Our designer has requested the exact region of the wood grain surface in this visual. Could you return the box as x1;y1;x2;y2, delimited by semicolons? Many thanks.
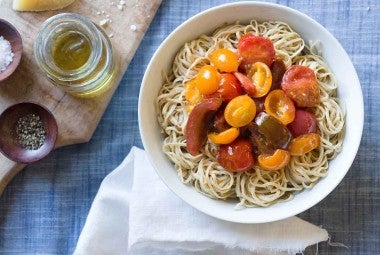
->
0;0;161;194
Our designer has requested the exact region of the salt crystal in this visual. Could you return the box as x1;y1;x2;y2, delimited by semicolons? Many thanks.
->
99;18;110;27
109;33;114;38
130;24;137;31
117;4;124;11
96;11;101;15
0;36;14;73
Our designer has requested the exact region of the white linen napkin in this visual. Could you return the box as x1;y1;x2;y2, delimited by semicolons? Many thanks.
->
74;146;328;255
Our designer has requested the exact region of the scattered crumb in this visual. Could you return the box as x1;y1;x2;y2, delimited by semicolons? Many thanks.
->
102;11;105;14
130;24;137;31
106;14;110;18
99;18;110;27
109;33;114;38
96;11;101;15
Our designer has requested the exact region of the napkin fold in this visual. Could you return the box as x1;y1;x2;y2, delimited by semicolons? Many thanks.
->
74;147;328;255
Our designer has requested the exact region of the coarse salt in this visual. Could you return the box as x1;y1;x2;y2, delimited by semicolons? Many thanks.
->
0;36;14;73
130;24;137;31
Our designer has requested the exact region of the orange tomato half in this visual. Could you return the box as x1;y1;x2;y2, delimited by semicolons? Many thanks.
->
248;62;272;98
224;95;256;127
289;133;320;156
258;149;290;171
210;48;239;73
208;127;240;145
195;65;221;95
264;89;295;125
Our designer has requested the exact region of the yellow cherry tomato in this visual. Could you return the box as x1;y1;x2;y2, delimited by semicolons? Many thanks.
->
258;149;290;171
195;65;221;95
289;133;321;156
224;95;256;127
208;127;240;145
184;79;203;112
248;62;272;98
264;89;296;125
210;48;239;73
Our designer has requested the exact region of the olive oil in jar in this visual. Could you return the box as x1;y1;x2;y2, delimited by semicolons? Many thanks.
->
34;13;116;98
52;31;91;71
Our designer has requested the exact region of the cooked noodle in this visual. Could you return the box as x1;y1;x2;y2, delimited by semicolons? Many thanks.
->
156;20;345;207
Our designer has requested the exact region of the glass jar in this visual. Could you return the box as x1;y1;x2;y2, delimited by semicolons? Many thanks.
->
34;13;116;97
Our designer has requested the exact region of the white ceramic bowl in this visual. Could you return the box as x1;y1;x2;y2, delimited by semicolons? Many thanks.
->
138;2;363;223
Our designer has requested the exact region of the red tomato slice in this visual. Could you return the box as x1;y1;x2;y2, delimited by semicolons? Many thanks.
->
281;65;320;107
233;72;256;97
216;139;255;172
237;34;275;72
217;73;243;102
185;97;223;156
287;109;317;137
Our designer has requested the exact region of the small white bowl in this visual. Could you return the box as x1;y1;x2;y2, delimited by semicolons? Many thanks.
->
138;2;363;223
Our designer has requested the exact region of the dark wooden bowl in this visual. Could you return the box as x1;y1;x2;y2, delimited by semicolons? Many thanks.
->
0;102;58;164
0;19;23;82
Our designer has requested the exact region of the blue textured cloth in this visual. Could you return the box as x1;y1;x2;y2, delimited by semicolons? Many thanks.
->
0;0;379;254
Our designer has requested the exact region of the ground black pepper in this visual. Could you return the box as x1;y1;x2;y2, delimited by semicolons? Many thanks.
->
15;113;46;150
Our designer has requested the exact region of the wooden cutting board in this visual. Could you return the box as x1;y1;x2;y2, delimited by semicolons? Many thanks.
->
0;0;161;194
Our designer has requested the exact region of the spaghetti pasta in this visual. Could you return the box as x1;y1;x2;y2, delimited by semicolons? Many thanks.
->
156;20;345;207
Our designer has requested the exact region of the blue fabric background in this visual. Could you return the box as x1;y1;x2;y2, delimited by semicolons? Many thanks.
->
0;0;378;254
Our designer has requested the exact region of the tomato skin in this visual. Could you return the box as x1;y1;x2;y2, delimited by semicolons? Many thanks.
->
258;149;290;171
185;97;223;156
237;34;275;72
217;73;243;102
281;65;320;107
210;48;239;73
195;65;221;95
264;89;295;125
233;72;256;97
224;95;256;128
217;139;255;172
287;109;317;137
247;62;272;98
212;108;231;132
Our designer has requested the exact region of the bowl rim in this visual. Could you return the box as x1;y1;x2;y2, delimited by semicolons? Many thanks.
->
138;1;364;223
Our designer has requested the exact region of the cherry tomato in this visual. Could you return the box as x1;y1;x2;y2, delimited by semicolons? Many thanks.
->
281;65;320;107
258;149;290;171
287;109;317;137
245;122;275;155
237;34;275;72
233;72;256;97
247;62;272;98
208;127;240;145
217;73;243;102
264;89;295;125
210;48;239;73
195;65;221;95
255;112;293;150
224;95;256;128
185;97;223;156
270;58;286;91
289;133;320;156
184;79;203;112
216;139;255;172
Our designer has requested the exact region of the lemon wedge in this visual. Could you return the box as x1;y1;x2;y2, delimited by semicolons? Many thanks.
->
13;0;76;11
